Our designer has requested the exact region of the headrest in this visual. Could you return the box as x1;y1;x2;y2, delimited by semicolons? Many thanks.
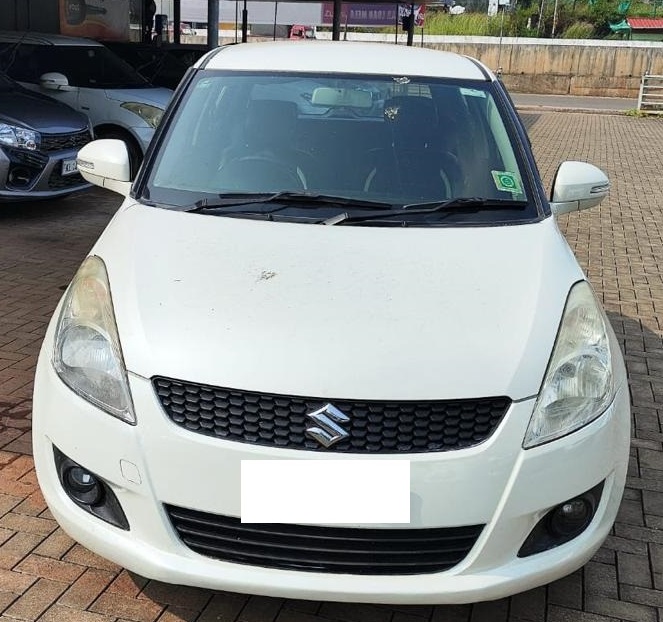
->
245;99;298;148
383;96;438;148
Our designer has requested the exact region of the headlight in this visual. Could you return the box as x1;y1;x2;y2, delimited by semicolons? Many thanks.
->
524;280;616;449
120;102;164;129
0;123;40;151
52;256;135;424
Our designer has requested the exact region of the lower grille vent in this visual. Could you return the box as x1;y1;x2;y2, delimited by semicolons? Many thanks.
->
165;504;484;575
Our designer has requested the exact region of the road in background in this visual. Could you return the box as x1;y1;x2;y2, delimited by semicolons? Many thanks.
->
513;93;636;112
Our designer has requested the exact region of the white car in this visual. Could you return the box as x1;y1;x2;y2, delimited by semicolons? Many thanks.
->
0;32;172;175
32;41;630;604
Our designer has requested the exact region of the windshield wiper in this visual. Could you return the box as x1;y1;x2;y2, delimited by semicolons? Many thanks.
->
183;191;395;214
322;197;529;225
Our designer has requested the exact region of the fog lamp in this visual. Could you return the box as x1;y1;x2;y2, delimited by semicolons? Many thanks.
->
518;481;604;557
64;466;103;506
549;498;592;537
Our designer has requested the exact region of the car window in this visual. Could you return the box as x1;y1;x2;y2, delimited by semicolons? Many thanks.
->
0;43;149;89
145;71;536;226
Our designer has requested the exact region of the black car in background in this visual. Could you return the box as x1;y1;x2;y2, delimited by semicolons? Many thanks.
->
0;72;91;201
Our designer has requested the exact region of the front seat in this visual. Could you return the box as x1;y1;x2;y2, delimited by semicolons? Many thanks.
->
218;99;312;191
363;96;462;202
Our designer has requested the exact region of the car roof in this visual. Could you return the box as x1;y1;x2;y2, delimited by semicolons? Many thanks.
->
198;41;492;82
0;31;103;47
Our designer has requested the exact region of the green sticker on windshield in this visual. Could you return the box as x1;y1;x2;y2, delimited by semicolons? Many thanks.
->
492;171;522;193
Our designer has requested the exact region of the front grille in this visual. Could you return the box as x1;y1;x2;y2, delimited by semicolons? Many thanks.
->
41;130;91;153
48;168;86;190
153;377;510;453
165;505;484;575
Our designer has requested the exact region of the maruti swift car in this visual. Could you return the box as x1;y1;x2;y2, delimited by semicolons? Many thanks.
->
32;41;630;604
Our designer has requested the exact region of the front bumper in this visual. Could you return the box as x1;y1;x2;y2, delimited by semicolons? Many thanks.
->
0;145;91;201
32;348;630;604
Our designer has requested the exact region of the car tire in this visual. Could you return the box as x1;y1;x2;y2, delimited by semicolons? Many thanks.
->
96;130;143;179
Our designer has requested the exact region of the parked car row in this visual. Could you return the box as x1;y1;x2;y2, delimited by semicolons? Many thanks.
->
0;31;173;202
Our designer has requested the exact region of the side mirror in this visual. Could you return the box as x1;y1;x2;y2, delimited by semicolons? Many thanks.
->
549;161;610;216
77;139;132;196
39;72;74;91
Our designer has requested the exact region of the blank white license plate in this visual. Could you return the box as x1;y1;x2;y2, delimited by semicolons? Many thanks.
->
61;158;78;176
241;459;410;524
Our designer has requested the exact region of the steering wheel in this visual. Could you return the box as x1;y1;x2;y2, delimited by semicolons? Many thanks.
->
217;155;306;191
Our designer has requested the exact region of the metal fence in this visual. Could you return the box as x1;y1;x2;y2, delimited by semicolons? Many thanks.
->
638;74;663;114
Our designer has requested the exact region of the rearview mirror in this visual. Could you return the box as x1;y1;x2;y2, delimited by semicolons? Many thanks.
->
311;87;372;109
549;161;609;216
77;139;132;196
39;72;74;91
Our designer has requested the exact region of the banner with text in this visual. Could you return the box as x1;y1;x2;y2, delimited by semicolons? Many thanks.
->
321;3;425;27
60;0;131;41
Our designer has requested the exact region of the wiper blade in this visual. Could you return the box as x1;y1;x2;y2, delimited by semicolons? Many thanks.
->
184;192;394;214
323;197;529;225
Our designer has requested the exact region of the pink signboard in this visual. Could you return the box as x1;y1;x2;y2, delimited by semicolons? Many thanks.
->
322;3;426;26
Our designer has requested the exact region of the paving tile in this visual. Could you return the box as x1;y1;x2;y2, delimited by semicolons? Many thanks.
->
38;605;115;622
197;592;250;622
318;602;393;622
33;529;75;560
274;610;337;622
430;605;472;622
0;533;47;571
89;592;164;622
469;599;509;622
155;606;201;622
547;571;583;609
14;554;85;584
2;577;67;620
105;570;149;598
62;545;121;573
547;605;620;622
585;594;657;622
236;596;285;622
0;568;37;595
139;581;211;610
585;561;619;597
617;550;653;587
0;514;56;539
279;600;320;615
508;587;546;621
57;568;116;610
0;591;19;616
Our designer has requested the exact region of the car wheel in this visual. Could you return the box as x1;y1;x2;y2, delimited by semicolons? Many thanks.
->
96;130;143;179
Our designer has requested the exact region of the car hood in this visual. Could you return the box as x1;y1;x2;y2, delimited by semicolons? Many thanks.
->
0;88;88;133
104;87;172;109
93;203;585;401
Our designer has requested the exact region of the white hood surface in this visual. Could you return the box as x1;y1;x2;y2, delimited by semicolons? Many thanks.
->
95;203;584;402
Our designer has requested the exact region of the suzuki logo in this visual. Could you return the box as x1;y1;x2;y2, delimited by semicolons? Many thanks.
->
305;403;350;448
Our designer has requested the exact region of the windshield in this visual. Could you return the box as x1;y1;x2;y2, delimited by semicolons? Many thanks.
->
145;71;537;225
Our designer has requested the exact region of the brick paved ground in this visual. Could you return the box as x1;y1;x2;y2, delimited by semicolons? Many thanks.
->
1;111;663;621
